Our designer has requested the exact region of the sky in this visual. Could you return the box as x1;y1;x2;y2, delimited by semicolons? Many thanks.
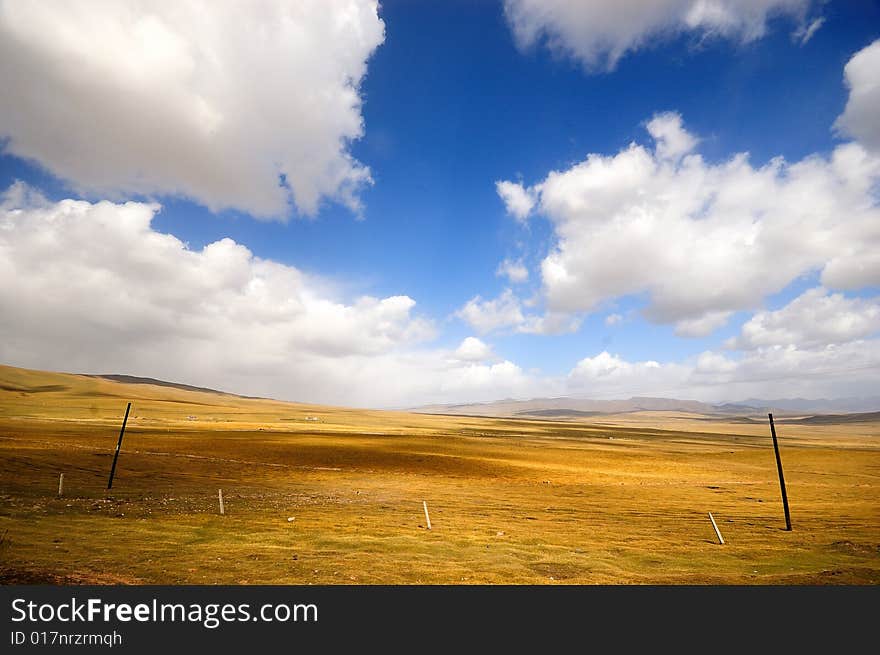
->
1;0;879;408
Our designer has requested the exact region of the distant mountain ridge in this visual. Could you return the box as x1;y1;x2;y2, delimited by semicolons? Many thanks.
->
412;395;880;418
87;374;234;396
735;397;880;414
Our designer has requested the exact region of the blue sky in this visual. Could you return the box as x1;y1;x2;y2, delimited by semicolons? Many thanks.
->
1;1;879;407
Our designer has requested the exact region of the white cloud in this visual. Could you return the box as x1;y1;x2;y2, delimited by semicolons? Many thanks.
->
570;351;658;378
674;311;733;337
518;312;583;335
0;184;565;408
835;39;880;155
430;360;544;404
496;180;538;221
0;0;384;218
499;113;880;336
453;337;496;363
3;185;878;406
502;0;812;70
605;313;623;326
792;16;824;44
566;285;880;399
296;351;547;408
822;250;880;291
728;287;880;350
567;351;691;397
688;285;880;397
694;350;739;375
496;258;530;284
0;183;433;361
566;341;880;402
690;341;880;397
455;289;580;336
455;289;526;334
422;337;880;404
646;112;698;161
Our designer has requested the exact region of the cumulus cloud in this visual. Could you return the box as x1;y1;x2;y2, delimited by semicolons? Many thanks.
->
429;360;543;403
0;0;384;218
674;311;733;337
835;39;880;155
455;289;526;334
605;313;623;326
446;336;880;403
496;180;538;221
0;183;564;408
567;351;692;397
453;337;496;363
498;112;880;336
685;285;880;397
3;185;877;405
496;258;530;284
563;286;880;399
691;341;880;396
571;351;657;378
519;312;583;335
694;350;739;375
566;341;880;401
728;287;880;350
453;292;880;402
455;289;580;335
502;0;813;70
646;112;699;161
0;182;433;361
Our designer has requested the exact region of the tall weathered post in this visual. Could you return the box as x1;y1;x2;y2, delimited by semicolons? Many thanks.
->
107;402;131;490
768;413;792;531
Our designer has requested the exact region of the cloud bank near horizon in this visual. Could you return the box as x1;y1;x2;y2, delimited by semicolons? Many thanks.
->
3;183;878;407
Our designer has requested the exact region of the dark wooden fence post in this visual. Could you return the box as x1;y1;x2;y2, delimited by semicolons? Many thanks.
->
107;402;131;490
768;413;792;531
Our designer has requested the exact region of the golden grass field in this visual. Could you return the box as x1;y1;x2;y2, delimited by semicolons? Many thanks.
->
1;363;878;584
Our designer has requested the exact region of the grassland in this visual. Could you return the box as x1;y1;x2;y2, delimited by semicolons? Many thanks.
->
1;364;878;584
